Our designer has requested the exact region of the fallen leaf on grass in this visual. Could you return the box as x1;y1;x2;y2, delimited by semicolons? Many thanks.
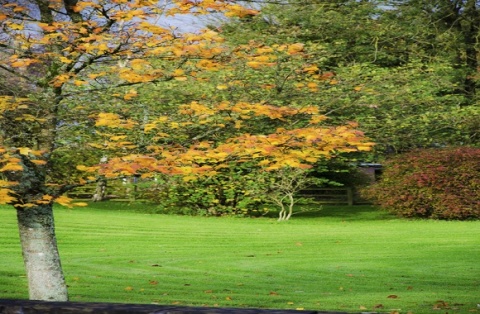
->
149;280;158;285
269;291;279;296
433;300;450;310
387;295;399;299
124;286;134;291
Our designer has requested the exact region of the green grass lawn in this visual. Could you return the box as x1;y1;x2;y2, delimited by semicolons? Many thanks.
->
1;203;479;313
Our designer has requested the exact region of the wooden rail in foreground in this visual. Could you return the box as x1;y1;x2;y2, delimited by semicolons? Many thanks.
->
0;299;348;314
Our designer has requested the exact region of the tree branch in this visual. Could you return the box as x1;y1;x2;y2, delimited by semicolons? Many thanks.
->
0;64;39;85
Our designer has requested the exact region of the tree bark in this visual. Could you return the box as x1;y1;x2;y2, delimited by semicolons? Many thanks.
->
16;204;68;301
92;178;107;202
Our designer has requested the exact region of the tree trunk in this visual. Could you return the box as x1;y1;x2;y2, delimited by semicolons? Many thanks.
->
285;194;294;221
16;204;68;301
92;178;107;202
461;0;479;106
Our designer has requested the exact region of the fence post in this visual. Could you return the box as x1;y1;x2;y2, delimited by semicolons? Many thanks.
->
346;188;353;206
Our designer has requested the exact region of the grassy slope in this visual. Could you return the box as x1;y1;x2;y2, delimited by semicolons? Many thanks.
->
0;204;479;313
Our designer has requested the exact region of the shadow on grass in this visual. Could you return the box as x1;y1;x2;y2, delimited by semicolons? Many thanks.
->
65;201;159;213
289;204;396;221
74;201;396;222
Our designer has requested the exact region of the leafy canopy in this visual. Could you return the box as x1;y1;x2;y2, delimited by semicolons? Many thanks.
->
0;0;373;209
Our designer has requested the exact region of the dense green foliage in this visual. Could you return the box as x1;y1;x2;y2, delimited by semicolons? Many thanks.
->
139;163;269;216
218;0;480;153
363;147;480;219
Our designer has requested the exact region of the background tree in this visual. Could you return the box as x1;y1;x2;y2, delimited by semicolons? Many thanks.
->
218;0;479;154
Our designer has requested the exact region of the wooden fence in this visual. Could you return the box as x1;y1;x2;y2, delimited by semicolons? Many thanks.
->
297;187;354;206
68;183;357;205
67;181;140;201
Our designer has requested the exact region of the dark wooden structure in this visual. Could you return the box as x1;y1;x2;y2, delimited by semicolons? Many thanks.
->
0;300;349;314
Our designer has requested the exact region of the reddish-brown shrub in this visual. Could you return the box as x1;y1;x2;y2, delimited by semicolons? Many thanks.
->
362;147;480;220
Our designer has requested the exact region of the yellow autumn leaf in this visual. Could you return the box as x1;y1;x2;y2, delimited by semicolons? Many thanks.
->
303;65;319;73
31;160;47;166
143;123;156;133
0;163;23;172
0;189;17;204
287;43;304;54
76;165;94;172
16;200;38;208
95;112;121;127
357;143;375;151
74;80;88;86
0;180;16;187
110;135;127;141
124;89;138;100
309;115;328;124
51;74;71;87
174;76;187;81
88;72;106;79
18;147;31;155
172;69;185;76
37;22;57;32
11;59;36;67
54;195;74;208
183;175;197;182
246;61;262;69
73;1;94;12
59;57;73;64
72;202;88;207
36;194;54;204
130;59;150;70
8;23;24;30
258;159;271;166
96;43;109;52
216;84;228;90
